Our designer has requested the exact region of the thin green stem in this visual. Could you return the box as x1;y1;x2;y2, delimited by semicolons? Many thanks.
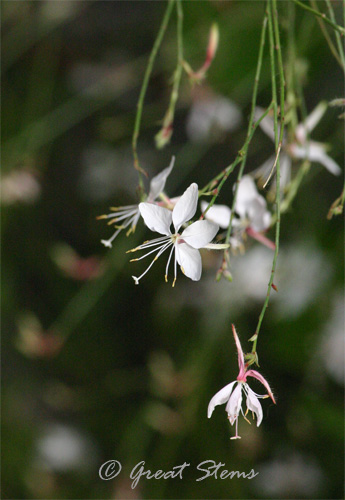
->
310;0;343;67
252;0;285;354
225;12;269;245
131;0;175;192
292;0;345;35
200;104;273;216
325;0;345;71
155;0;184;148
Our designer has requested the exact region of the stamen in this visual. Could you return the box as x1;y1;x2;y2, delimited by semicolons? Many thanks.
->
130;241;172;284
129;240;171;262
165;245;175;282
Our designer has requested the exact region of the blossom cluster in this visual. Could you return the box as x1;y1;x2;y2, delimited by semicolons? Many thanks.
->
98;157;277;286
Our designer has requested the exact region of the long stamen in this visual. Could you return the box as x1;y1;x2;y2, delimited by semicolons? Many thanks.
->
130;240;172;262
127;236;171;254
165;245;175;282
107;209;139;225
132;242;172;285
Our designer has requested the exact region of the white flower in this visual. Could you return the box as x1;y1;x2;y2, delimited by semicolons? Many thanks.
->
208;325;276;439
254;102;341;188
186;93;242;143
128;183;220;285
98;157;175;248
201;176;274;250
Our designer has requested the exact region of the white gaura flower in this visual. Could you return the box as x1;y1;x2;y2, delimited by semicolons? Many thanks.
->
254;102;341;189
208;325;276;439
201;175;274;251
128;183;222;286
98;157;175;248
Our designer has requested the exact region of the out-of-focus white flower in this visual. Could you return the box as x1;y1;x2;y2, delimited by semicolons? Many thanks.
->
201;176;274;250
36;424;97;472
98;157;174;248
255;102;341;188
319;294;344;385
255;453;324;497
186;94;242;143
1;168;41;205
208;325;276;439
129;183;221;285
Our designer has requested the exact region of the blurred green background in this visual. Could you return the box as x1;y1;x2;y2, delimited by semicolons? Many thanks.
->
2;1;344;499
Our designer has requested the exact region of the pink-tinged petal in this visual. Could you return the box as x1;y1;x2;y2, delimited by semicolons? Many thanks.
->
207;381;236;418
232;324;246;379
246;369;276;404
139;203;172;236
175;242;202;281
201;201;231;229
172;183;198;232
181;220;219;249
246;227;275;250
148;156;175;201
225;383;242;424
235;176;259;218
245;385;263;426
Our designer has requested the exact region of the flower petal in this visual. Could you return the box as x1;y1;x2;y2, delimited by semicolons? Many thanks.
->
175;242;202;281
255;107;276;142
201;201;231;229
291;142;341;176
148;156;175;201
172;183;198;232
247;196;271;232
245;385;263;426
232;324;245;379
295;101;327;143
225;383;242;424
235;175;259;218
139;203;172;236
246;369;276;403
181;220;219;249
207;381;236;418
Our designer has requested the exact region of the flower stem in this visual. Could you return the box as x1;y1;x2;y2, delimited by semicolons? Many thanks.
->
252;0;285;354
292;0;345;35
155;0;184;149
132;0;175;192
325;0;345;72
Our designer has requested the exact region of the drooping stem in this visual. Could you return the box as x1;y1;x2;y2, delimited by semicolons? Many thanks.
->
225;11;269;246
325;0;345;72
199;12;269;226
292;0;345;35
310;0;343;68
252;0;285;354
155;0;184;148
132;0;175;192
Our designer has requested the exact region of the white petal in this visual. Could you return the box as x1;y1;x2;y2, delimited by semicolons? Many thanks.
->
175;242;202;281
247;197;271;232
207;381;236;418
148;156;175;201
296;101;327;143
172;183;198;232
201;201;231;229
225;383;242;425
235;175;259;218
292;143;341;175
139;203;172;236
255;107;275;142
245;385;263;426
180;220;219;249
